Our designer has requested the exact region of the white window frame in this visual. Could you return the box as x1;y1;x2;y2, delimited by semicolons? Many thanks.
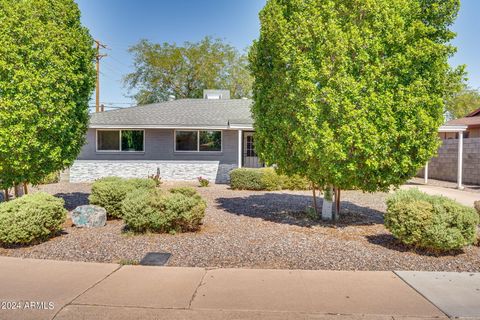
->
174;129;223;153
96;129;145;153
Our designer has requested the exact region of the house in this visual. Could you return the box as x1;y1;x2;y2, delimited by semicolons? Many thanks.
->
69;90;261;183
440;107;480;139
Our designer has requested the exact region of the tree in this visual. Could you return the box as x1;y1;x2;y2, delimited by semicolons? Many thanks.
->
249;0;461;219
125;37;253;104
0;0;96;192
445;85;480;120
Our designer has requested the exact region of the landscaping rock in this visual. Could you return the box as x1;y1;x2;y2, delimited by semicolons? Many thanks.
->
71;205;106;228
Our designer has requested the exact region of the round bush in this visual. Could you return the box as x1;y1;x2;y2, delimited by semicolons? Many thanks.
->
385;189;479;251
0;192;67;245
229;167;310;191
88;177;157;218
122;188;206;233
230;168;265;190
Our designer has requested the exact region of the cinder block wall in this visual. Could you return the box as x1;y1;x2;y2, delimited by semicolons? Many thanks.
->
418;138;480;185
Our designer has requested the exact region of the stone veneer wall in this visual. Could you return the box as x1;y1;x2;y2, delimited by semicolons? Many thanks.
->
69;160;237;184
418;138;480;185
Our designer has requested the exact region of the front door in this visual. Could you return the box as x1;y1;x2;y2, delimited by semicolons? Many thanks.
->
243;132;262;168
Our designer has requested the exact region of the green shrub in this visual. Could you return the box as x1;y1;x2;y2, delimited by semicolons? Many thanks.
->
169;187;197;197
230;168;310;191
37;171;60;185
122;188;206;233
0;192;67;245
474;200;480;217
282;174;311;190
385;189;479;251
230;168;265;190
197;176;210;187
88;177;157;218
261;167;283;191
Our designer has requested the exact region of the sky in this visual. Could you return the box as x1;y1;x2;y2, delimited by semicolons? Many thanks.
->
75;0;480;109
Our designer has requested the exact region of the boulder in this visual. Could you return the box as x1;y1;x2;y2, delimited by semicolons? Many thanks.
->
71;205;106;228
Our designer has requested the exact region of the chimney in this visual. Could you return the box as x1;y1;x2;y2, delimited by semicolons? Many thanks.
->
203;89;230;100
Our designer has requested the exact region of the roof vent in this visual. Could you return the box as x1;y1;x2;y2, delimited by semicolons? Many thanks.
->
203;89;230;100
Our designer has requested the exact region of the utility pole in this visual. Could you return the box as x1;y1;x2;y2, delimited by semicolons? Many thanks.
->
95;40;107;113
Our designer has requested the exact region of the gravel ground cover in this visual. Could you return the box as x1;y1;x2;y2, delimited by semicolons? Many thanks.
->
0;182;479;271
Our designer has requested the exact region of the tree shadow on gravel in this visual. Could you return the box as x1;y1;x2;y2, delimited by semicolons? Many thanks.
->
54;192;89;211
366;234;465;257
216;193;383;228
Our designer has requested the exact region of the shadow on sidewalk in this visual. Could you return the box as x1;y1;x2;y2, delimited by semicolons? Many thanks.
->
216;193;383;228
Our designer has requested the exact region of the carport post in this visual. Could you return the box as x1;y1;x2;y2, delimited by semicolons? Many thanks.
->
238;130;242;168
457;131;463;189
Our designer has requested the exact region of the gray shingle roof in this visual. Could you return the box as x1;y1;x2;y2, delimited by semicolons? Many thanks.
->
89;99;253;128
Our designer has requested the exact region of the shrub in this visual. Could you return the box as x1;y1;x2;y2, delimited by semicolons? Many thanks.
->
474;200;480;217
230;168;266;190
122;188;206;233
261;167;283;191
37;171;60;185
197;176;210;187
169;187;197;197
385;189;479;251
230;168;310;191
0;192;67;245
89;177;157;218
282;174;311;190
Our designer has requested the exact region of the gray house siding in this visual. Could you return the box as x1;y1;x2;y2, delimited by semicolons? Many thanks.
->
70;129;239;183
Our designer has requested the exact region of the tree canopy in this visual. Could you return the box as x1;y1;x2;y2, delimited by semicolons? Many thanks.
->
445;85;480;120
249;0;461;194
0;0;96;189
125;37;253;104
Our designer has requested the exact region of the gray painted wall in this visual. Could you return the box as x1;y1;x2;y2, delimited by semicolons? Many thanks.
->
418;138;480;185
71;128;240;183
78;128;239;165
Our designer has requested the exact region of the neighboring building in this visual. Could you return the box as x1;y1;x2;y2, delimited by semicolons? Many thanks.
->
70;90;261;183
440;107;480;139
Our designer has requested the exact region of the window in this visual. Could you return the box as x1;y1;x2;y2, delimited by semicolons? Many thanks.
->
176;131;198;151
199;131;221;151
97;130;120;151
97;130;144;152
246;135;256;157
121;130;144;151
175;130;222;152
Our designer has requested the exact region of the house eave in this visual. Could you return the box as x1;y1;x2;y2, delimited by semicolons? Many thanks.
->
89;124;254;130
438;125;468;132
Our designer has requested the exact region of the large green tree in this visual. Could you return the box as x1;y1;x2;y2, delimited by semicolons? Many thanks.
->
125;37;253;104
0;0;96;190
445;85;480;120
250;0;461;217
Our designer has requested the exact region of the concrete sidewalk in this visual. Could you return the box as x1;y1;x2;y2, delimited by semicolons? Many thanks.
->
401;184;480;207
0;256;477;320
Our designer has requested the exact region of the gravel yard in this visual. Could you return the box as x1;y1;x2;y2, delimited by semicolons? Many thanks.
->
0;182;479;271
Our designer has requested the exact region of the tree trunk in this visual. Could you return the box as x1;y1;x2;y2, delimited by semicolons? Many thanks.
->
312;184;318;216
334;188;341;221
4;189;9;201
14;184;18;198
23;182;28;195
321;186;334;220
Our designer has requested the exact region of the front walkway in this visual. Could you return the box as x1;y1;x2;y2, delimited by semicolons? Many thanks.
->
401;182;480;207
1;257;479;320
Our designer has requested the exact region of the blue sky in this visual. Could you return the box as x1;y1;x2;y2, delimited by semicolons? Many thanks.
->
75;0;480;108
